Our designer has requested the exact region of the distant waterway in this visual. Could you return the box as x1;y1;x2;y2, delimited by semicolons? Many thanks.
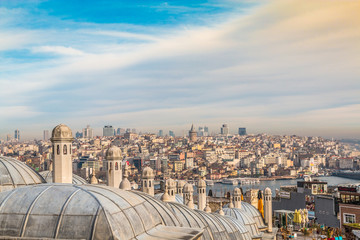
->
204;176;360;197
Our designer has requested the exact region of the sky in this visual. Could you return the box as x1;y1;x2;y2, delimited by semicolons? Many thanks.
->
0;0;359;140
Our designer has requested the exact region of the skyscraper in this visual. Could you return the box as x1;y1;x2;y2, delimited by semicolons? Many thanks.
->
14;129;20;141
117;128;125;135
103;125;114;137
221;124;229;135
82;125;94;139
43;130;50;141
159;130;163;137
238;127;247;136
169;130;175;137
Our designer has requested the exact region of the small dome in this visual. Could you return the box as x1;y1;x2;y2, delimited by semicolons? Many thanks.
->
0;184;202;240
166;178;176;188
265;187;272;195
39;170;87;184
197;179;206;188
177;180;186;188
120;178;131;190
0;156;46;192
161;190;172;202
106;146;122;159
183;183;194;193
155;193;184;204
142;166;154;179
51;124;73;140
241;202;267;230
234;188;241;195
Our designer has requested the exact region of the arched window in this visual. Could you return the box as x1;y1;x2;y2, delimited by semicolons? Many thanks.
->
110;162;113;170
115;162;118;170
63;145;67;155
149;181;151;187
171;190;174;196
70;144;72;154
57;145;60;155
144;181;147;187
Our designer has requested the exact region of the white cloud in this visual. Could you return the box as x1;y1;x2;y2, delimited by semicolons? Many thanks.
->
32;46;85;56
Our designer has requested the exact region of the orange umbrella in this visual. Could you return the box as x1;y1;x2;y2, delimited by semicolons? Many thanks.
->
258;190;264;218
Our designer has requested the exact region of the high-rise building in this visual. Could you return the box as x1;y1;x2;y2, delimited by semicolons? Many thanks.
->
43;130;50;141
6;134;11;141
82;125;93;139
159;130;163;137
131;128;136;134
14;129;20;141
116;128;125;135
103;125;114;137
221;124;229;135
204;126;209;136
238;127;247;136
198;127;204;137
169;130;175;137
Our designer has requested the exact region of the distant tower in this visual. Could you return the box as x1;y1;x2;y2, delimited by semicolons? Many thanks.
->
189;124;197;142
183;183;194;209
142;167;154;196
233;188;242;209
197;178;206;211
43;130;50;141
14;129;20;141
105;146;122;188
51;124;74;183
221;124;229;135
264;187;273;232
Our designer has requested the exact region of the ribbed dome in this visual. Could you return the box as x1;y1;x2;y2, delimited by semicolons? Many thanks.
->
51;123;73;140
241;202;267;230
155;193;184;204
0;184;202;240
39;170;88;184
0;156;46;192
221;207;262;238
106;146;121;159
265;187;272;195
197;179;206;188
184;183;194;193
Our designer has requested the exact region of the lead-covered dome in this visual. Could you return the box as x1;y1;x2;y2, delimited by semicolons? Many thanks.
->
51;123;73;141
39;170;88;184
241;202;267;230
0;184;203;240
0;156;46;192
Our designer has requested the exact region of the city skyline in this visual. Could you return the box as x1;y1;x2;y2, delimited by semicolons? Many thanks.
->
1;0;359;139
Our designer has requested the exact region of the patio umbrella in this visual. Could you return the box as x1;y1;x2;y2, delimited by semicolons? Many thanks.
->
293;209;302;224
258;190;264;218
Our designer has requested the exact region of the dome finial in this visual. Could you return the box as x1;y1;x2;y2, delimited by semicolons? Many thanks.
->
219;202;224;215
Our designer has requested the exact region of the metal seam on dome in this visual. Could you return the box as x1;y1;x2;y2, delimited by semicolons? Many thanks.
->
90;205;101;240
133;192;180;227
80;185;138;238
169;203;192;228
72;185;115;240
0;157;16;187
4;158;29;186
54;188;81;238
20;185;53;237
0;187;19;210
8;158;39;184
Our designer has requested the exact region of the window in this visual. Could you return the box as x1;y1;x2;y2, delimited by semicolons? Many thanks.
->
115;162;118;170
149;181;151;187
57;145;60;155
344;214;356;224
70;144;72;154
63;145;67;155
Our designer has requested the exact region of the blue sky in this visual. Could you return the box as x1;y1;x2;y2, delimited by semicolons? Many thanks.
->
0;0;359;139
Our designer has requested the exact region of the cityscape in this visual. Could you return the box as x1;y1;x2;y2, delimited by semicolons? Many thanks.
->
1;0;359;240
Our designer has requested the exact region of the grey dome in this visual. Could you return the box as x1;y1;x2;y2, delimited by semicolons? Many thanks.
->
221;207;262;238
0;156;46;192
39;170;88;184
0;184;202;240
241;202;267;230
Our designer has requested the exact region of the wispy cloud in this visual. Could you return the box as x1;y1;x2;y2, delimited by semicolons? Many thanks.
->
0;0;359;139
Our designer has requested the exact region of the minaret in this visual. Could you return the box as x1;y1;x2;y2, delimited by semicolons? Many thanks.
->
233;188;242;208
142;166;154;196
197;178;206;211
264;187;273;233
120;164;131;190
229;195;234;208
183;183;194;209
105;146;122;188
51;124;74;183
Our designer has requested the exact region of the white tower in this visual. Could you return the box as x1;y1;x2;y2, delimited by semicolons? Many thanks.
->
183;183;194;209
233;188;242;209
264;187;273;232
177;180;186;198
197;178;206;211
51;124;74;183
105;146;122;188
142;167;154;196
